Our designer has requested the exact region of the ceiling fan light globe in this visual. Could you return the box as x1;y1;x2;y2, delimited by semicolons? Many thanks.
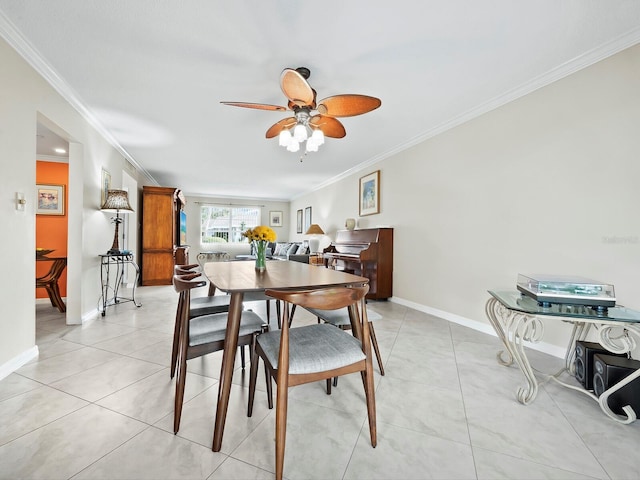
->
278;129;292;146
286;139;300;152
306;140;319;152
311;129;325;145
293;124;308;142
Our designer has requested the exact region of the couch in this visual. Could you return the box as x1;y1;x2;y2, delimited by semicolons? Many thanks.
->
235;241;311;264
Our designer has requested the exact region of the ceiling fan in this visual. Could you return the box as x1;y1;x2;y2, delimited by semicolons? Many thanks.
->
221;67;381;153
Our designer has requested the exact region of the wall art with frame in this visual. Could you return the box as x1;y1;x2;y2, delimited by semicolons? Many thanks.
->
296;209;303;234
359;170;380;216
101;168;111;207
36;184;65;215
269;210;283;227
304;206;312;232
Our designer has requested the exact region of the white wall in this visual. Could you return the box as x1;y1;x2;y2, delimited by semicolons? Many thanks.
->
184;194;290;259
291;44;640;355
0;37;148;376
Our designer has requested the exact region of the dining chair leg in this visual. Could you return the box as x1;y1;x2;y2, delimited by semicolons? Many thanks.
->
363;362;377;447
170;295;184;379
174;337;189;433
240;345;246;370
326;378;332;395
275;379;288;480
247;333;259;417
369;323;385;376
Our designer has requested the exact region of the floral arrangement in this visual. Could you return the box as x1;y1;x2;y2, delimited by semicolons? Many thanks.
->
242;225;277;243
242;225;276;272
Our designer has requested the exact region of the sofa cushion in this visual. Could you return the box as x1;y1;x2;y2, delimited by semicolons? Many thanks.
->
274;242;290;256
286;243;300;256
295;244;309;255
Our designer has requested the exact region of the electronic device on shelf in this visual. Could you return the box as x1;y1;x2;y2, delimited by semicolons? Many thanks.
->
517;274;616;310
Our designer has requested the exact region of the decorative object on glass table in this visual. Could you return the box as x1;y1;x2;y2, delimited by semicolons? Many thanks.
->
516;274;616;309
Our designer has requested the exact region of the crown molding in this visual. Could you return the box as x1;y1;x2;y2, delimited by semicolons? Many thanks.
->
0;11;157;184
294;27;640;200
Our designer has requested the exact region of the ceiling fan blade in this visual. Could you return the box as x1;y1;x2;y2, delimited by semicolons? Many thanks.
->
309;115;346;138
280;68;314;107
265;117;297;138
221;101;287;112
316;94;381;117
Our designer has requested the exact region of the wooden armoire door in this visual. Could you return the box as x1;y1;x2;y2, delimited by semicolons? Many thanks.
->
141;186;179;285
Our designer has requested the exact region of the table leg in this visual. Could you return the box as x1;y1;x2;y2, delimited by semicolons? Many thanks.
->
485;297;544;405
212;291;243;452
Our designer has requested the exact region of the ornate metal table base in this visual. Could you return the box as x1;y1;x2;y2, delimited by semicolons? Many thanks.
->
486;295;640;424
99;253;142;316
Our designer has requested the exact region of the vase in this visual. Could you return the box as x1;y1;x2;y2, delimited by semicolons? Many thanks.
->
345;218;356;230
254;240;267;272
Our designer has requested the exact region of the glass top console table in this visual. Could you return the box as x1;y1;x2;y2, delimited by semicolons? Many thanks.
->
486;290;640;424
99;253;142;316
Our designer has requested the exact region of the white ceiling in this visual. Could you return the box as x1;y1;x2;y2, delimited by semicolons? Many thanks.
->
2;1;640;200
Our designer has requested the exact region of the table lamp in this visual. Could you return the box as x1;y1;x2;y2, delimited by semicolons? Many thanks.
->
101;189;133;254
305;223;325;253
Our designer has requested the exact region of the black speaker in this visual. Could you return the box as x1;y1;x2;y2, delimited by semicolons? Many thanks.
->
574;341;624;390
593;354;640;415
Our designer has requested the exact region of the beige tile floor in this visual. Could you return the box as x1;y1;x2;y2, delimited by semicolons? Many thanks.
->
1;285;639;480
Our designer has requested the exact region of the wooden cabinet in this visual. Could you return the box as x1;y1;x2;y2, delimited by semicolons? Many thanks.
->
141;186;186;285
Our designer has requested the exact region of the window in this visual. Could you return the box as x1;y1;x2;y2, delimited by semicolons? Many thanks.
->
200;205;261;245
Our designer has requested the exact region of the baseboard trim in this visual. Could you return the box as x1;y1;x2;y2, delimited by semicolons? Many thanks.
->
0;346;39;381
390;296;566;359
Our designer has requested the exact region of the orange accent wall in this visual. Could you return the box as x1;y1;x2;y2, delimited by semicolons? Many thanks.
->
36;161;68;298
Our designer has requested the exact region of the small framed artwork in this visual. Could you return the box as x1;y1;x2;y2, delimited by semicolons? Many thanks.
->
296;209;303;234
359;170;380;216
269;210;283;227
304;206;312;232
36;184;65;215
101;168;111;207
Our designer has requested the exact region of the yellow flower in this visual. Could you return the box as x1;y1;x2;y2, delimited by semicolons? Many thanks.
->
242;225;276;243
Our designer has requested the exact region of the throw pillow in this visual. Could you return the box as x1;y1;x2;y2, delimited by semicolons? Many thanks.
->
286;243;299;256
274;243;288;256
296;244;308;255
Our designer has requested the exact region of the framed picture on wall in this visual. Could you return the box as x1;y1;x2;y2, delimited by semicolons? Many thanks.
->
269;210;283;227
36;184;65;215
304;206;312;232
296;209;303;233
359;170;380;216
101;168;111;207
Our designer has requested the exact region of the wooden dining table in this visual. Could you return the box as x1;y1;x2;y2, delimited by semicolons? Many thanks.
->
203;259;369;452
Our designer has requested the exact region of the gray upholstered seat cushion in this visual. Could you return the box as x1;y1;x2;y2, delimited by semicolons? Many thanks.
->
242;291;272;303
189;295;231;317
257;324;365;374
304;307;382;326
189;310;264;347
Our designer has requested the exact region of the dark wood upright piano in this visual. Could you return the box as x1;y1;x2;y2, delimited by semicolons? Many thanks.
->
323;227;393;300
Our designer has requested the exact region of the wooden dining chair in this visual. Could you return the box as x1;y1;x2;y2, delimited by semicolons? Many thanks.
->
172;274;266;433
36;257;67;313
170;265;232;378
247;285;377;480
303;306;385;392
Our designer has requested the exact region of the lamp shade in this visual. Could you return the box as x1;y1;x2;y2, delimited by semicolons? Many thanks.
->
101;190;133;212
305;224;324;235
